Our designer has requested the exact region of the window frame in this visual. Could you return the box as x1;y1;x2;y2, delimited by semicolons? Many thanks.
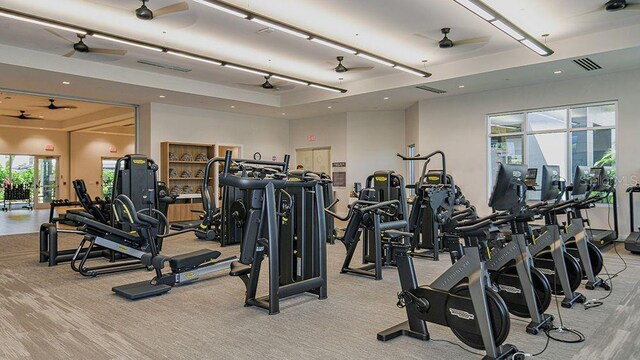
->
486;101;618;202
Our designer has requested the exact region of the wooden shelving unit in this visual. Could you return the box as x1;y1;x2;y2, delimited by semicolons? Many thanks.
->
160;142;242;222
161;142;215;222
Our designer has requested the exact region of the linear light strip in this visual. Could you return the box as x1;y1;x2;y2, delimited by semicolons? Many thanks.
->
191;0;248;18
0;7;346;93
193;0;431;78
0;10;86;34
93;34;163;52
453;0;553;56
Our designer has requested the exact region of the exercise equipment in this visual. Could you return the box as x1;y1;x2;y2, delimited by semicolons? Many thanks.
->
215;151;327;315
624;184;640;253
570;166;619;248
450;163;554;334
2;183;32;211
378;156;521;359
110;195;236;300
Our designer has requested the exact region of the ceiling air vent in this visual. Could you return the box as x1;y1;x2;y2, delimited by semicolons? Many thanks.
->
573;58;602;71
137;59;192;73
416;85;446;94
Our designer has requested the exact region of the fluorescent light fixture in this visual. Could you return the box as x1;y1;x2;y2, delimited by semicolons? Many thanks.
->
554;70;562;74
224;64;269;76
271;75;309;85
356;53;394;67
167;51;222;65
383;97;389;100
491;20;524;41
0;11;86;34
93;34;162;52
459;85;465;88
281;113;286;115
62;81;70;85
310;84;342;93
159;95;166;98
310;38;357;54
454;0;494;21
394;65;427;77
191;0;248;18
521;39;549;56
327;106;332;109
251;18;309;39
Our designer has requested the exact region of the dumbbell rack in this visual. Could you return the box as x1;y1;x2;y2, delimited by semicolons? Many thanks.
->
2;184;33;211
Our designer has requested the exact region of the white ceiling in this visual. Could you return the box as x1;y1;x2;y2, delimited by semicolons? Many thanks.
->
0;0;639;117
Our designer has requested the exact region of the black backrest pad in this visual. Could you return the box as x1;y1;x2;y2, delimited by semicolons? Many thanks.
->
73;179;108;223
240;209;261;264
343;210;363;243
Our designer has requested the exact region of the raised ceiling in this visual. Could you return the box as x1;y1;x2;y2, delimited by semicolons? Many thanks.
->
0;0;639;116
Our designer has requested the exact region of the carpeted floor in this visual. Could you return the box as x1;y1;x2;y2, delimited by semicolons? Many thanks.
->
0;231;638;360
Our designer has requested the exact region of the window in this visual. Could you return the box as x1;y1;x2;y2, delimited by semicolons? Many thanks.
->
101;158;117;199
488;103;616;201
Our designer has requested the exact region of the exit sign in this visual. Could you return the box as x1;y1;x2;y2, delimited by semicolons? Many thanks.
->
308;135;316;141
44;144;54;151
109;146;117;153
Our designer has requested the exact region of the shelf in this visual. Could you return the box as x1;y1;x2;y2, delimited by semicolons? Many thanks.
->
169;178;207;180
177;194;201;199
169;161;209;164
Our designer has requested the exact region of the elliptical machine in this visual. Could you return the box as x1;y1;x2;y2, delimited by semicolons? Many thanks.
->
378;153;518;360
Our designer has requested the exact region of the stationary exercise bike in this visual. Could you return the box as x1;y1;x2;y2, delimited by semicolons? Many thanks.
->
378;153;518;360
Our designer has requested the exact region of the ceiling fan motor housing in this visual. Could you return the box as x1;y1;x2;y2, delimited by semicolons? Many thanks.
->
605;0;627;11
136;1;154;20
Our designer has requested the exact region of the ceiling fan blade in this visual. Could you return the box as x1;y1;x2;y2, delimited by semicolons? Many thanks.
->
239;83;263;87
454;36;490;46
51;105;79;110
90;48;128;56
273;85;296;91
45;28;74;43
412;33;439;43
63;50;76;57
347;66;375;72
153;2;189;17
1;114;21;118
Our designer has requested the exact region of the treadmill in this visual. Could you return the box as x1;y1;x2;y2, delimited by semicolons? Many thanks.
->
624;185;640;253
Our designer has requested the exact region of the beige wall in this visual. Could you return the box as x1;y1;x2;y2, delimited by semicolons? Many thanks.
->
0;127;70;199
148;103;290;165
289;111;406;214
418;68;640;237
69;132;135;199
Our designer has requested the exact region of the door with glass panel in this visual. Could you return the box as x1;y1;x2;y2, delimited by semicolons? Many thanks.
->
35;156;58;209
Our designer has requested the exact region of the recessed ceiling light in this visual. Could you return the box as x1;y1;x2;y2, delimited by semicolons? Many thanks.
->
38;116;44;118
159;95;166;98
231;105;235;108
459;85;465;88
327;106;332;109
281;113;286;115
554;70;562;74
39;128;44;130
62;81;70;85
383;97;389;100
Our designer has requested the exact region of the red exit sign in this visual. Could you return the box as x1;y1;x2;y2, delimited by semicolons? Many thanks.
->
308;135;316;141
44;144;54;151
109;146;117;153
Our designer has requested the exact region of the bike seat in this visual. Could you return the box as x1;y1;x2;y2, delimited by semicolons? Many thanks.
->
169;249;221;271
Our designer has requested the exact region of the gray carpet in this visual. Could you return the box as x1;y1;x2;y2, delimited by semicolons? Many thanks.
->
0;231;638;360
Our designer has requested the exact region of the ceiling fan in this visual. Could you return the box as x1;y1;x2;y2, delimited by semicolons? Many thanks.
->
241;76;295;91
414;28;490;49
45;30;127;58
135;0;189;20
1;111;40;120
576;0;640;16
35;99;78;111
331;56;374;73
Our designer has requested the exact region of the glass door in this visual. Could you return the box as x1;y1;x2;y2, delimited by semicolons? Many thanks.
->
35;156;58;208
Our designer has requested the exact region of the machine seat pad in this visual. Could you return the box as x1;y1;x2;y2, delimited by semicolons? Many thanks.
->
379;220;408;231
229;261;252;277
169;249;221;271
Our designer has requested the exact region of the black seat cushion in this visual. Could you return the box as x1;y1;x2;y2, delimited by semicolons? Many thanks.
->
169;249;221;271
229;261;251;277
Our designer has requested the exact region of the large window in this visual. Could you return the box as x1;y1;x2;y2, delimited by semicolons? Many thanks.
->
488;103;616;200
101;158;118;199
